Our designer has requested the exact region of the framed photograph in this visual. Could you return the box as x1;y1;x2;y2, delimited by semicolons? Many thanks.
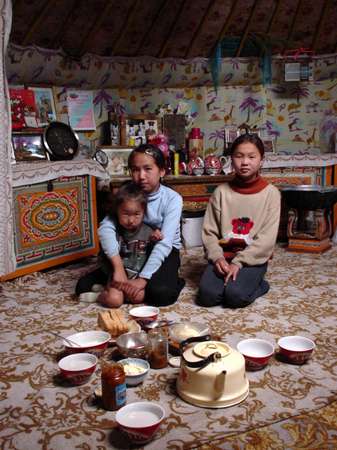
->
12;133;48;162
100;147;133;176
29;87;57;126
262;138;275;153
125;115;159;146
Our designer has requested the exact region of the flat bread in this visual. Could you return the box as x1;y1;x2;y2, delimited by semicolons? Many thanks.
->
97;309;129;337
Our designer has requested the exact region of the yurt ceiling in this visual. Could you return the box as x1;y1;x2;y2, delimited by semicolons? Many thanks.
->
10;0;337;59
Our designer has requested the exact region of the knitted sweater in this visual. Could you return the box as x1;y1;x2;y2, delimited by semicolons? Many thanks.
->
202;177;281;268
98;184;183;279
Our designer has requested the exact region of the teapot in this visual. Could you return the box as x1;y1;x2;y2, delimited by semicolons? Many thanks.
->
187;156;204;176
177;335;249;408
204;154;228;175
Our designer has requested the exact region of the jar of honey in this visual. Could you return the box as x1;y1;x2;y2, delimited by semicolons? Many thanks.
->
148;329;168;369
101;361;126;411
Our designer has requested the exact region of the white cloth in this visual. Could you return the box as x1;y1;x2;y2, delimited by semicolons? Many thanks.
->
12;159;109;187
0;0;15;276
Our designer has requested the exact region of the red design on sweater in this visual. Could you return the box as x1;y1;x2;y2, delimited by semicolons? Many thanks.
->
220;217;254;261
231;217;254;235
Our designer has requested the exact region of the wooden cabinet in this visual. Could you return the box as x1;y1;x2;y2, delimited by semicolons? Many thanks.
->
2;175;99;280
109;174;232;212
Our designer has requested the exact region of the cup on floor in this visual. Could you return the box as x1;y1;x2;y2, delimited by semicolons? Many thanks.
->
237;338;274;370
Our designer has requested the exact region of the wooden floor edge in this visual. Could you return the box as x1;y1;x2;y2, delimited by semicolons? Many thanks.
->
0;247;99;281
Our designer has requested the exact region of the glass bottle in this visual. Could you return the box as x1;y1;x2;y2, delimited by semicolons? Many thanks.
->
101;361;126;411
148;329;168;369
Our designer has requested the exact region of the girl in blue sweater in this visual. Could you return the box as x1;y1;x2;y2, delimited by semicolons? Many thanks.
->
76;144;184;307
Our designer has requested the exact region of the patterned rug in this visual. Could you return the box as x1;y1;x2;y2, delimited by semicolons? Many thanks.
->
0;245;337;449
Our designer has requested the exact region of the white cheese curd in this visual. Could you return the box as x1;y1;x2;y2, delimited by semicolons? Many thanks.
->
123;363;146;376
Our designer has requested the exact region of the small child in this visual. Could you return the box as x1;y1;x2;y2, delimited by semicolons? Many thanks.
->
97;181;161;308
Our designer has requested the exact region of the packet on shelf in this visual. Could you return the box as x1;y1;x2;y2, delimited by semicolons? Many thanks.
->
98;309;129;337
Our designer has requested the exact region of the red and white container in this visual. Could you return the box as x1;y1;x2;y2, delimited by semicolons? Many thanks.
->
188;128;204;160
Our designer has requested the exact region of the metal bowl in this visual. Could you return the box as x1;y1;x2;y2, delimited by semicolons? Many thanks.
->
116;331;149;359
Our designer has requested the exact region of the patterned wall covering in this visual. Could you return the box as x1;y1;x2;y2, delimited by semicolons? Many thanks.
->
6;45;337;156
6;45;337;89
65;79;336;156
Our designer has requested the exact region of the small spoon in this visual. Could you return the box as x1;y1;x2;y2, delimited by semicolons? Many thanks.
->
145;319;175;330
47;330;81;347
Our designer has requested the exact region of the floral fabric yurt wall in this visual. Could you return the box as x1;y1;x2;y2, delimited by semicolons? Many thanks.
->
7;45;337;156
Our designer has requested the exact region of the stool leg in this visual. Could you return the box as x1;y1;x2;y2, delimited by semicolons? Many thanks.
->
314;209;331;240
287;208;297;238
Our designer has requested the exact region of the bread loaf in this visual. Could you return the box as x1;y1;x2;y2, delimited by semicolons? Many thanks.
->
97;309;129;337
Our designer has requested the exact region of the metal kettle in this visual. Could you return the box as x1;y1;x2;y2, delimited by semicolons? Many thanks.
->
177;335;249;408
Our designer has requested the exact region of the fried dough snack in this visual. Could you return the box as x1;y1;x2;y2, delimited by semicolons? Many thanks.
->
98;309;129;337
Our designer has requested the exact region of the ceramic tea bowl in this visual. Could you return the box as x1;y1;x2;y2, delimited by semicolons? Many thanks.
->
277;335;315;364
116;402;165;444
58;353;97;385
237;338;274;370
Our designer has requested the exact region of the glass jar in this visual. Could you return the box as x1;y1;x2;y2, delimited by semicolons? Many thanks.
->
148;329;168;369
101;361;126;411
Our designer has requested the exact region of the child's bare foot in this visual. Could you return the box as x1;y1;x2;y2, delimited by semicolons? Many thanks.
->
111;280;145;304
97;288;123;308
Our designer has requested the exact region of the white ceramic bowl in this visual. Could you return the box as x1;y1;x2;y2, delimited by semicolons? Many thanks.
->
78;292;100;303
116;402;165;444
58;352;97;385
169;322;209;344
237;338;274;370
63;330;111;356
278;335;315;364
119;358;150;386
129;306;159;328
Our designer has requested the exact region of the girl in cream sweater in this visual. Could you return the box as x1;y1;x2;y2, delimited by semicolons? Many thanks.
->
198;134;281;308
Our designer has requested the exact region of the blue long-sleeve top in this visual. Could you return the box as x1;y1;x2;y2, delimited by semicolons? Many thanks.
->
98;184;183;279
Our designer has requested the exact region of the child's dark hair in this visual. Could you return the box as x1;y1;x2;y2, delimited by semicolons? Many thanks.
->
128;143;166;170
230;133;265;158
113;181;147;215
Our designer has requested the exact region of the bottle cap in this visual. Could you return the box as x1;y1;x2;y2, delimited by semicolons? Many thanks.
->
190;128;201;138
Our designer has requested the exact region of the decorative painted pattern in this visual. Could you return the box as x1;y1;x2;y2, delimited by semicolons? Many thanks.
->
18;189;80;247
13;176;95;268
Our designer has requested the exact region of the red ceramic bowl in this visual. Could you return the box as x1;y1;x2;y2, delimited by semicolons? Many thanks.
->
116;402;165;444
129;306;159;328
58;353;97;385
277;335;315;364
237;338;274;370
63;330;111;356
